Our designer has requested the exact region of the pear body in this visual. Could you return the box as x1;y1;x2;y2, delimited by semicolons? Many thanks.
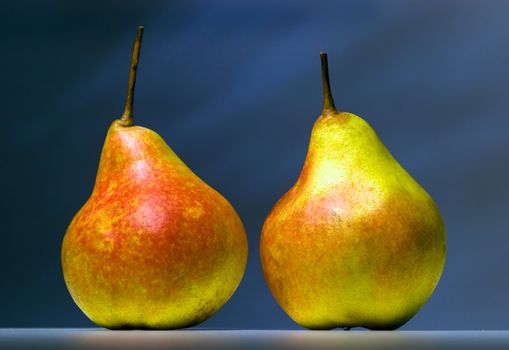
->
62;121;248;329
260;111;445;330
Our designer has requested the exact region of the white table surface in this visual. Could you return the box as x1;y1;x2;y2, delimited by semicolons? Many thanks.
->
1;329;508;350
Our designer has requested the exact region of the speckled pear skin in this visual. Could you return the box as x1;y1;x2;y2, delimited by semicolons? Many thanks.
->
62;121;248;329
260;53;445;330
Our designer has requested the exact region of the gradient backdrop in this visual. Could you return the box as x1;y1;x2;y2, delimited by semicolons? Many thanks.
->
1;1;508;329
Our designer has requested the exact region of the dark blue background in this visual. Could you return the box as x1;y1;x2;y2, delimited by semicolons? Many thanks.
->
1;1;508;329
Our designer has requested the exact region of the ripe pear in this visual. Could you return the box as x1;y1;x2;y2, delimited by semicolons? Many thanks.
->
61;27;248;329
260;53;446;330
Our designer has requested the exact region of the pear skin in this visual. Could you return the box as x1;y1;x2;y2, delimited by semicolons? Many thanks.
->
260;53;445;330
61;27;248;329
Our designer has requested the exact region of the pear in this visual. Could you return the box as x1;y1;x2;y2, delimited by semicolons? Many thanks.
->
260;53;446;330
61;27;248;329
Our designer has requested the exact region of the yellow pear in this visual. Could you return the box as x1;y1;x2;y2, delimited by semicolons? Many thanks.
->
61;27;248;329
260;53;446;330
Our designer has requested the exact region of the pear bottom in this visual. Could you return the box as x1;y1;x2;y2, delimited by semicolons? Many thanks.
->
261;226;445;331
297;312;415;331
261;225;445;331
64;252;246;330
63;235;247;330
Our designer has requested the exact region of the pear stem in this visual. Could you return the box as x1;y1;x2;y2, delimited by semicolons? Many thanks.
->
119;26;144;126
320;52;337;115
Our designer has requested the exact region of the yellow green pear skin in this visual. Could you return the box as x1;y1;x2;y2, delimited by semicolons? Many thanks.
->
260;53;446;330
